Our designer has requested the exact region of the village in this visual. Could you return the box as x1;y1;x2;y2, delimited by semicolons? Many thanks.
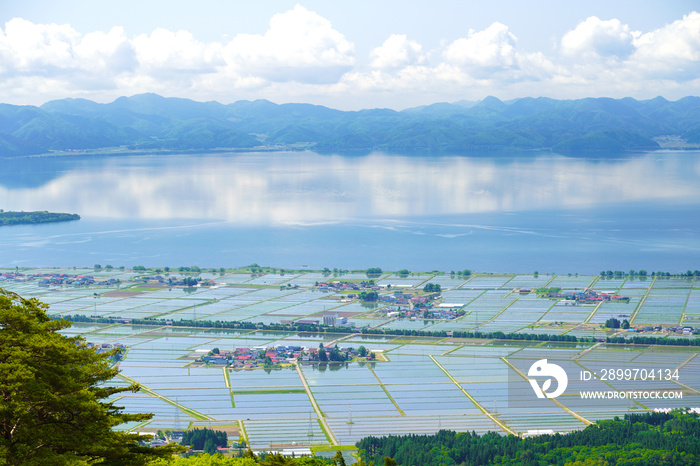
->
196;344;373;369
1;270;103;287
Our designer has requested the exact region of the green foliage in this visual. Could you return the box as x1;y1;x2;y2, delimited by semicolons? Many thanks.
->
0;211;80;226
148;450;340;465
332;451;346;466
605;317;621;329
358;291;378;302
535;287;562;296
365;268;382;277
606;335;700;346
59;313;603;343
182;428;227;452
358;346;368;357
6;94;700;156
0;289;175;465
328;345;347;362
357;411;700;465
183;277;200;287
423;283;441;293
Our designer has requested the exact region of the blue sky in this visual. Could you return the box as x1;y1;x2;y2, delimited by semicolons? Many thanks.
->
1;1;699;109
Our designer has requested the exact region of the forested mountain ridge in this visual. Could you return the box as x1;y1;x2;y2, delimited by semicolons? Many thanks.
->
1;93;699;156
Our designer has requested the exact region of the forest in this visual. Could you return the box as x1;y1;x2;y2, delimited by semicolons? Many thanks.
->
0;210;80;226
356;411;700;465
2;93;700;156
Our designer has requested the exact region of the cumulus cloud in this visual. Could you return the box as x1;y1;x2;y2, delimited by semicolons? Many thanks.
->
0;18;81;74
223;4;355;83
82;30;136;73
561;16;637;60
444;23;518;73
554;12;700;91
0;5;355;101
370;34;426;70
0;7;700;108
132;28;222;75
631;11;700;80
0;19;138;78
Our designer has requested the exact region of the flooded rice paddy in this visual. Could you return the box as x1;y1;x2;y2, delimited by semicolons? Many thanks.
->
2;268;699;449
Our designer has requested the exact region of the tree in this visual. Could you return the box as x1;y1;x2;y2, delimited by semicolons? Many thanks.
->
332;450;347;465
0;289;175;465
183;276;199;287
605;317;621;329
358;291;378;302
423;283;441;293
329;345;345;362
203;438;216;455
319;346;328;362
358;345;368;357
182;427;227;452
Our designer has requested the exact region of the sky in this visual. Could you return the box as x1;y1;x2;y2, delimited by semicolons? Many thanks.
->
0;0;699;110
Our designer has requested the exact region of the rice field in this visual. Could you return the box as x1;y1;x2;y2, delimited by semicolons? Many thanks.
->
6;269;700;448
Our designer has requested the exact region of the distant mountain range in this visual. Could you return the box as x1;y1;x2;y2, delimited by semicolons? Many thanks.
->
1;93;700;156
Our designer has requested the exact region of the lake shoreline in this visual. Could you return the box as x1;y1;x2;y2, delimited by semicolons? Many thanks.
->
0;211;80;226
6;145;699;161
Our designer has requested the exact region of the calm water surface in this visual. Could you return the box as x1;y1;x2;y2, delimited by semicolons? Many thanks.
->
1;150;699;273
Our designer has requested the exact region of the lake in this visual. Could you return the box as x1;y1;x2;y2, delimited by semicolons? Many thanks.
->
1;150;699;273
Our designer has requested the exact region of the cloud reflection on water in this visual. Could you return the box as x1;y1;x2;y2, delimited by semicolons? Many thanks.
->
2;151;698;224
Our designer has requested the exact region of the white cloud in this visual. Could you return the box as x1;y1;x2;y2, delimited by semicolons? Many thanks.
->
75;27;136;74
444;22;518;73
223;4;355;84
0;5;355;101
0;8;700;108
553;12;700;93
370;34;426;70
561;16;637;60
0;18;81;73
132;28;222;75
630;11;700;80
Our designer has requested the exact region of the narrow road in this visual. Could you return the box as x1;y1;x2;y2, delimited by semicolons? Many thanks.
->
294;362;338;445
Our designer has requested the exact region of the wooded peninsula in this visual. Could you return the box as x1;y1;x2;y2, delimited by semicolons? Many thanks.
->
0;210;80;226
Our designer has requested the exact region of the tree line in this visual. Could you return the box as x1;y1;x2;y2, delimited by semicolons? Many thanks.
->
356;411;700;465
64;313;700;346
0;210;80;226
182;428;227;455
59;314;595;343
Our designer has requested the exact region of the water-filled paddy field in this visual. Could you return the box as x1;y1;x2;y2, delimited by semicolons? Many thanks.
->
2;269;699;449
